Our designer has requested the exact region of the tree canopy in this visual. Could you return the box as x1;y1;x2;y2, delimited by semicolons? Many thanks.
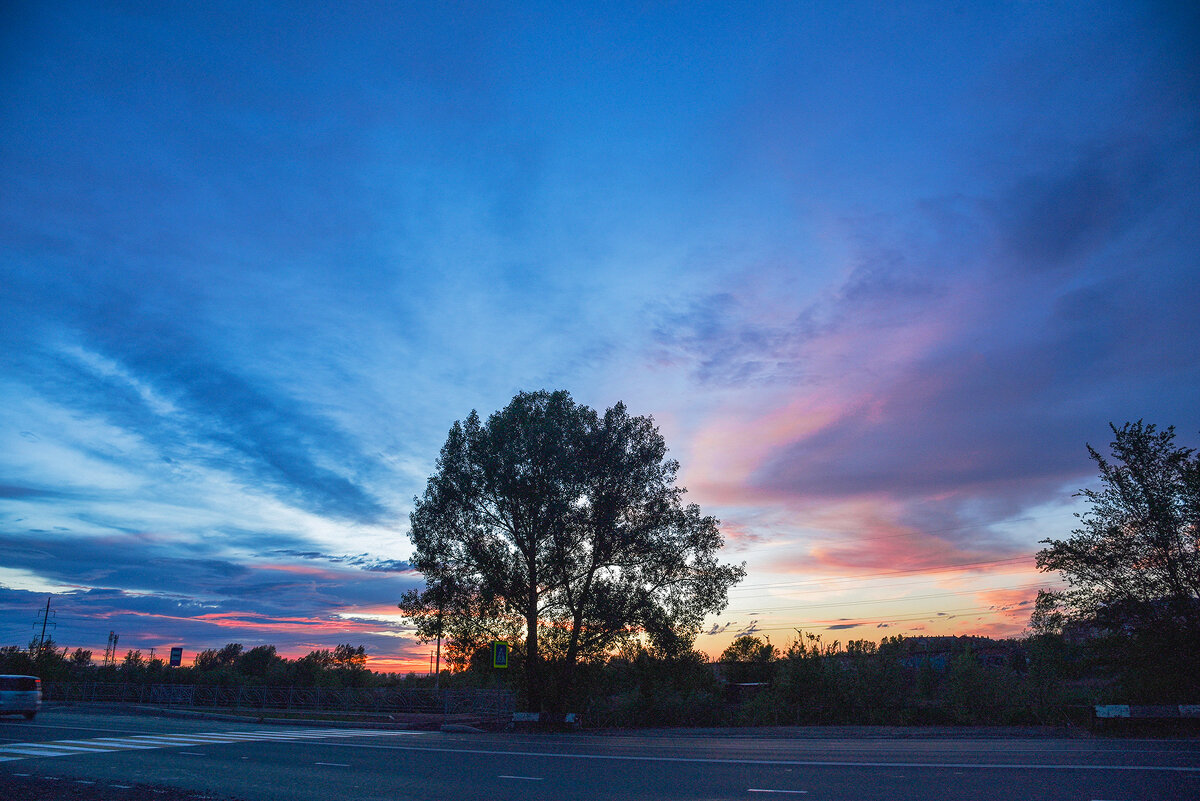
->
1034;421;1200;699
719;635;776;664
399;390;745;711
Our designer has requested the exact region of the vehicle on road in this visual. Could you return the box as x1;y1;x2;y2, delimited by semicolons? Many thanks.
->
0;675;42;720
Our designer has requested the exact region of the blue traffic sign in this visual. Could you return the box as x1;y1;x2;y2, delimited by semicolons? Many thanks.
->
492;641;509;669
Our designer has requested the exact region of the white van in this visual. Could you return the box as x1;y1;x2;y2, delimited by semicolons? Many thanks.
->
0;675;42;720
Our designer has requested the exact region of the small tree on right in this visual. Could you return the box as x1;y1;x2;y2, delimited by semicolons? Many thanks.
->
1034;421;1200;700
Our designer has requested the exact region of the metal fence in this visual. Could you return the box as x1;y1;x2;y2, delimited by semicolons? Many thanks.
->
44;682;514;718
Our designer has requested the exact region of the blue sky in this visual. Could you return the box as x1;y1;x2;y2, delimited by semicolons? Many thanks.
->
2;1;1197;669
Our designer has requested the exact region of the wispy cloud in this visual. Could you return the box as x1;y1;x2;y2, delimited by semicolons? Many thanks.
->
668;142;1198;578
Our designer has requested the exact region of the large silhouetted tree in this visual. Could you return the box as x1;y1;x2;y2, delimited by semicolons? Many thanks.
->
399;390;745;711
1034;421;1200;699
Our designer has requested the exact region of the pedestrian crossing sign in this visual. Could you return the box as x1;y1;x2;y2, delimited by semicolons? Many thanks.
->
492;641;509;669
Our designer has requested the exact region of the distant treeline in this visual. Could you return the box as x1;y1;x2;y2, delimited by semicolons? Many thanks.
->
0;640;384;689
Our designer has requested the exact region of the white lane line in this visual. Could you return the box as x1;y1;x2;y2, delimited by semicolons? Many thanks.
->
314;762;351;767
316;741;1200;773
749;790;808;794
499;775;544;781
178;752;206;756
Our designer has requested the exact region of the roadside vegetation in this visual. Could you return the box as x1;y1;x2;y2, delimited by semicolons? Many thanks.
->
0;628;1141;727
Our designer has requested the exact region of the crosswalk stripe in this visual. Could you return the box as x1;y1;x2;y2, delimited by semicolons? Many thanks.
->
0;726;430;763
13;744;117;753
0;746;88;757
124;736;229;744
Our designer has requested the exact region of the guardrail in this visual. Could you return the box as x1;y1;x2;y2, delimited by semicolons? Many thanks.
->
1091;704;1200;732
1094;704;1200;720
44;682;514;718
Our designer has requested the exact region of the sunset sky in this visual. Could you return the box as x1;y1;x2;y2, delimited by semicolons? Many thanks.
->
2;1;1197;672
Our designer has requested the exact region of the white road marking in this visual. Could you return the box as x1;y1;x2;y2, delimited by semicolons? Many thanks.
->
319;741;1200;773
499;775;544;780
314;762;351;767
0;746;91;757
72;738;161;749
24;744;119;753
0;727;430;763
178;752;206;756
748;790;808;795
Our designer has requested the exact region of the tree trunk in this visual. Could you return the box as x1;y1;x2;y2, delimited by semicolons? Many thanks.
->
560;566;597;711
525;589;541;712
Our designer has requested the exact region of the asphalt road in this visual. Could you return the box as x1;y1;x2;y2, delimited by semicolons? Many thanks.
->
2;708;1198;800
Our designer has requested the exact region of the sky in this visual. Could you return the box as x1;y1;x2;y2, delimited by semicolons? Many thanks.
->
1;1;1197;672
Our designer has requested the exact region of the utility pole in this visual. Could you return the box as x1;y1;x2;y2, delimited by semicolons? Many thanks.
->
102;631;119;667
33;597;54;653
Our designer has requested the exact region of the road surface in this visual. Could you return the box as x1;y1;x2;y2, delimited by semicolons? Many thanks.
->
2;709;1197;800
